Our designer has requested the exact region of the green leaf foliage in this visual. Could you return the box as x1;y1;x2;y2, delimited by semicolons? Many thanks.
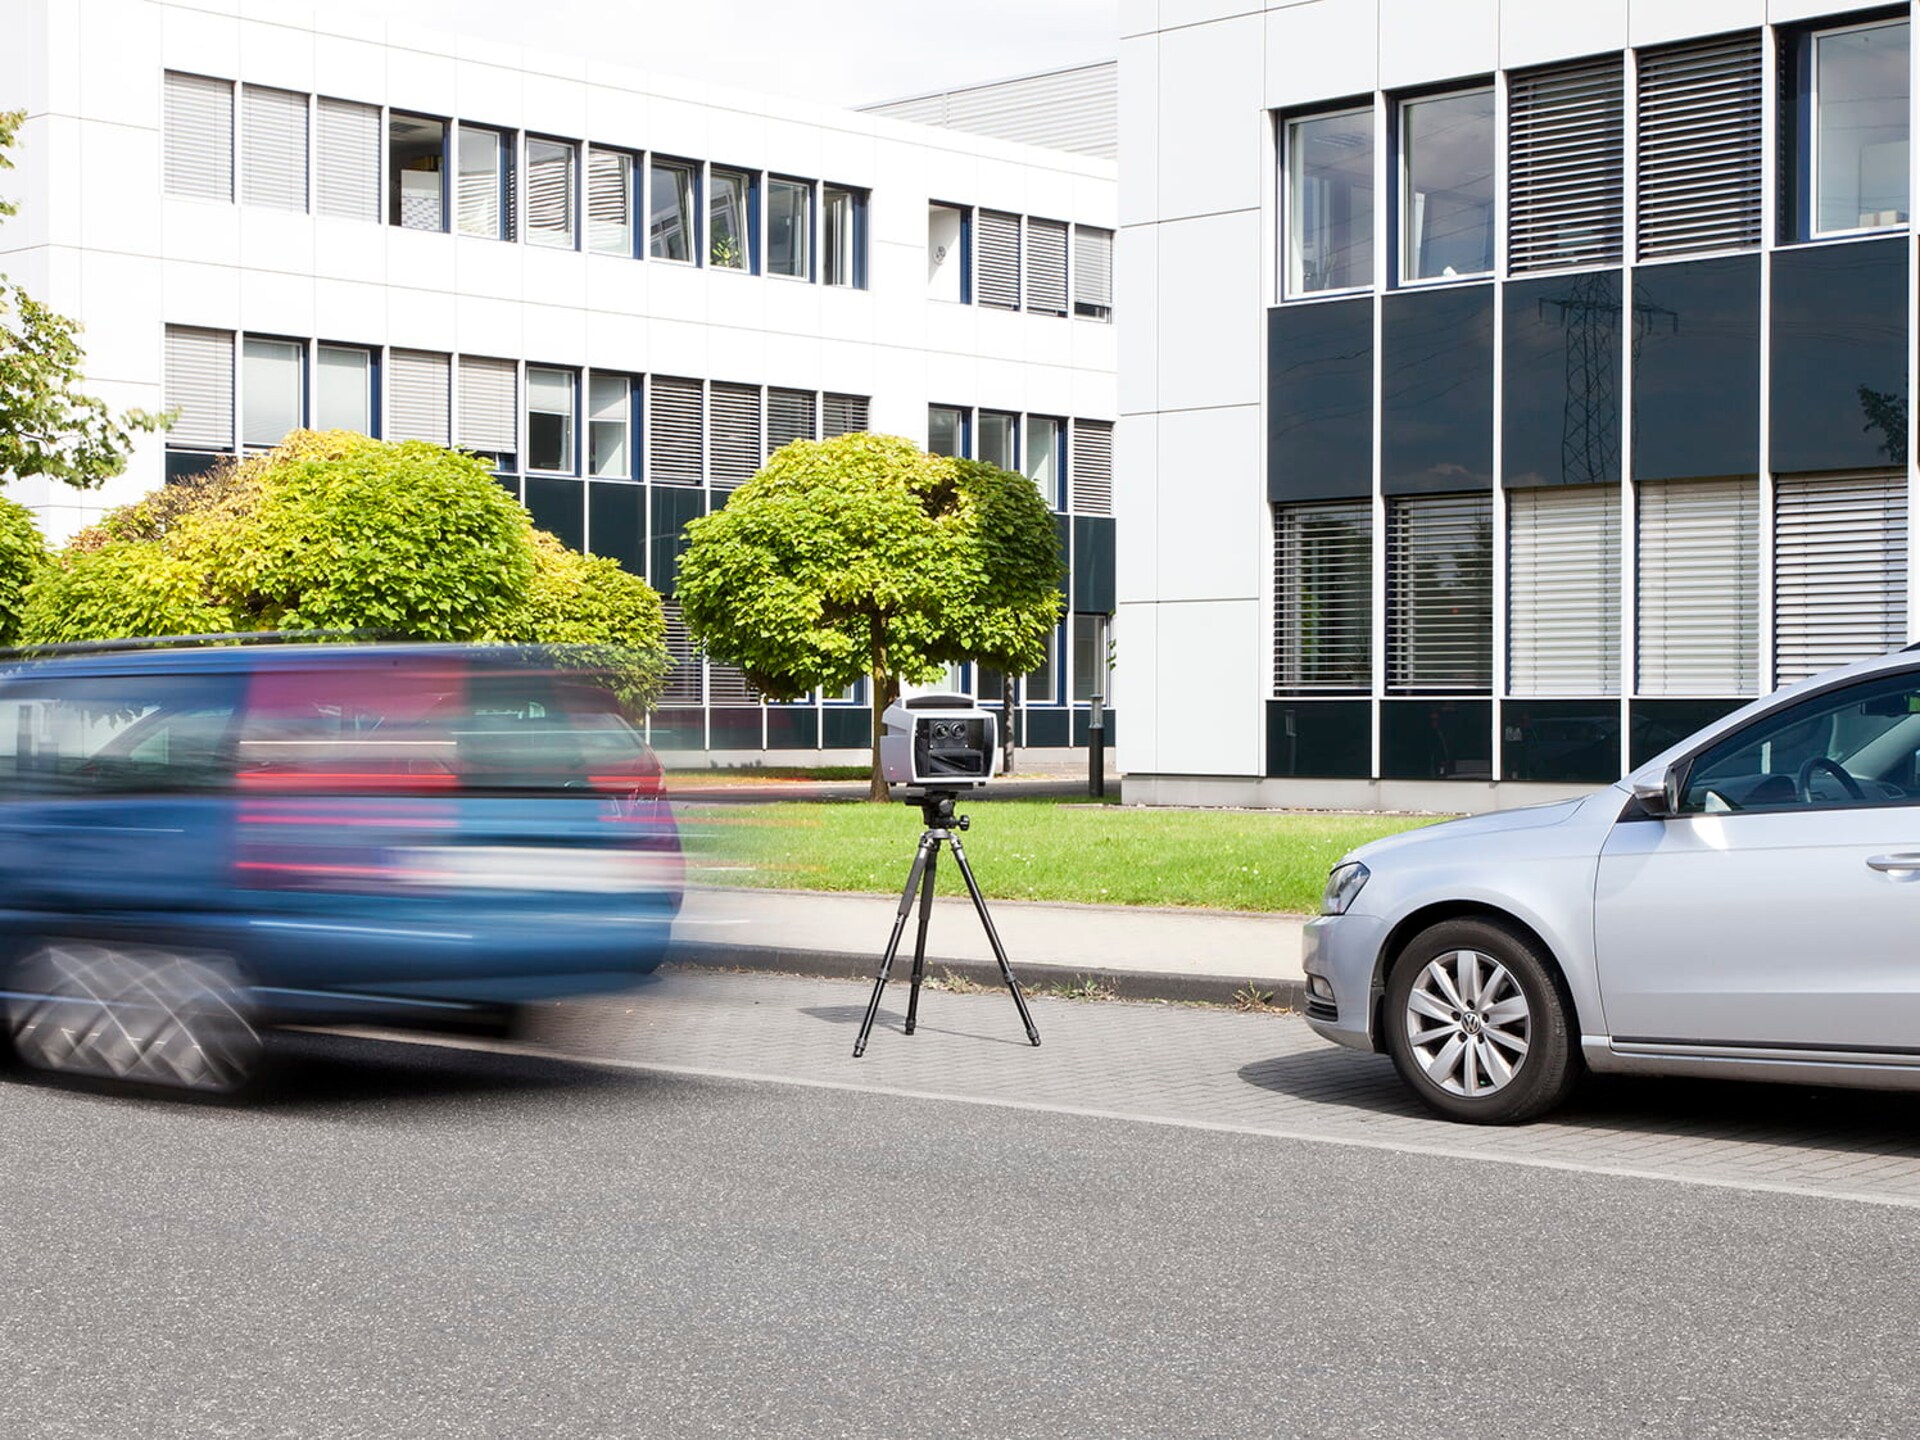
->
0;494;48;644
492;531;672;709
21;541;229;644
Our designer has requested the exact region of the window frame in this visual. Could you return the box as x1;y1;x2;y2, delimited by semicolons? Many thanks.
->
928;404;970;459
706;164;756;273
586;145;640;258
1799;15;1911;242
525;365;579;476
1024;415;1066;510
240;334;306;450
766;174;814;282
1283;101;1376;300
585;371;638;482
314;342;377;437
1395;84;1497;288
524;134;580;251
928;202;972;304
977;410;1020;472
388;111;450;232
822;184;867;288
649;156;701;265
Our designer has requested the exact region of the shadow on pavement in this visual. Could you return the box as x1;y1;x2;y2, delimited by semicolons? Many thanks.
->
800;1003;1037;1048
249;1030;652;1114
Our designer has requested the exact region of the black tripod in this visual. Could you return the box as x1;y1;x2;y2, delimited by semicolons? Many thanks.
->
852;790;1042;1059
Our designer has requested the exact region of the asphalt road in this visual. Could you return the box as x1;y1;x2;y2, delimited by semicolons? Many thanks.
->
4;1010;1920;1439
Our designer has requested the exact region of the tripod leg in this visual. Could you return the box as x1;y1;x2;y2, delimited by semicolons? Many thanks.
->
854;833;935;1058
904;838;940;1035
946;835;1041;1047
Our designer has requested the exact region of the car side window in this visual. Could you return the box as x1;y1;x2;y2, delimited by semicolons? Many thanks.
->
0;672;244;797
1681;671;1920;815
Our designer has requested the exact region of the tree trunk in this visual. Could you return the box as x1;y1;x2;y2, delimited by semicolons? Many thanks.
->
1000;672;1016;775
867;618;890;802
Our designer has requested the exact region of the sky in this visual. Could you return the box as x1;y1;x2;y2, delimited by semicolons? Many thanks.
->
334;0;1119;107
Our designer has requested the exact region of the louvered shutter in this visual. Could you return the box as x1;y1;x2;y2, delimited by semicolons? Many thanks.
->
1025;218;1068;315
649;377;704;486
241;85;308;211
766;388;816;456
1507;486;1621;694
823;393;870;437
316;98;380;221
976;210;1021;310
1070;420;1113;515
1775;473;1908;682
1508;56;1623;273
1636;477;1759;694
387;350;451;445
587;147;632;255
708;663;760;707
1273;501;1372;693
1387;494;1494;694
1636;32;1763;260
457;356;517;454
1073;226;1113;319
526;138;575;248
660;602;701;705
164;72;233;201
708;383;761;490
163;326;234;449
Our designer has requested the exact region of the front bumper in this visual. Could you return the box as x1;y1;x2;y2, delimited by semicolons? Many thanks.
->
1300;911;1388;1052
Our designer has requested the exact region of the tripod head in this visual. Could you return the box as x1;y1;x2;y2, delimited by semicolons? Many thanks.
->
902;788;970;831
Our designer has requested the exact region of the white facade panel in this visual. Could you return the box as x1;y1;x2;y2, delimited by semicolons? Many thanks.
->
1153;600;1265;774
1501;0;1628;72
1266;0;1380;109
1157;14;1266;221
1378;0;1498;91
1156;210;1263;411
1627;0;1767;49
1155;406;1264;602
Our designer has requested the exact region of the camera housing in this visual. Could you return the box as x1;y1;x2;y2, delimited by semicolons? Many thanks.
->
880;693;999;788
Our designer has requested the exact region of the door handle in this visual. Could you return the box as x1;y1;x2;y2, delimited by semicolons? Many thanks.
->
1866;853;1920;873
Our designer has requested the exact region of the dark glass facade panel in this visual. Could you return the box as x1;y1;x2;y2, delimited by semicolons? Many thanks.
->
165;451;226;484
1267;296;1373;501
1381;286;1493;495
1631;255;1760;481
493;473;523;502
587;482;644;575
1381;699;1492;780
648;486;706;594
1070;710;1116;748
767;708;819;749
525;476;585;552
1072;516;1115;612
1503;271;1621;487
1500;700;1621;783
1025;709;1070;747
1770;237;1908;473
648;708;704;751
1628;698;1750;768
821;707;872;749
708;708;762;750
1266;699;1372;778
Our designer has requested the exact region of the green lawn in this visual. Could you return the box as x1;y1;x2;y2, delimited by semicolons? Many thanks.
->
679;796;1447;913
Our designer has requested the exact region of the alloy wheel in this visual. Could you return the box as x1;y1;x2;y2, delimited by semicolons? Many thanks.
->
1403;948;1531;1098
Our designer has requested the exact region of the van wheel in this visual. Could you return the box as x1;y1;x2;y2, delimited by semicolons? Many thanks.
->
6;943;262;1094
1383;919;1577;1125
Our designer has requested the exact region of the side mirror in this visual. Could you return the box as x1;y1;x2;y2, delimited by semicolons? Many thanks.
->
1631;761;1685;818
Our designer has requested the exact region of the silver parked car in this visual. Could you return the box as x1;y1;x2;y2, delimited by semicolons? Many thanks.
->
1304;647;1920;1123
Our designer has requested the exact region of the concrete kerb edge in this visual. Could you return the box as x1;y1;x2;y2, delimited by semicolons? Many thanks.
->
665;940;1307;1010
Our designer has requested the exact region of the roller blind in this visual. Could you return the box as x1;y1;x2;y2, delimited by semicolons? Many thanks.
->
1636;32;1763;260
1025;218;1068;315
526;138;576;248
1507;485;1621;695
163;326;235;449
708;662;760;707
1387;494;1494;694
1508;55;1624;273
1775;473;1908;683
388;349;451;446
708;383;761;491
241;85;308;211
587;147;632;255
316;98;380;221
660;602;701;706
976;210;1021;310
1073;226;1113;319
1636;477;1759;694
1273;500;1373;693
650;377;704;486
766;388;816;455
165;72;233;201
1070;420;1113;515
458;356;518;454
823;393;869;437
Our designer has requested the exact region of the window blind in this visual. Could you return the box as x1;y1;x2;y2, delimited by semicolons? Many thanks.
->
1507;485;1621;695
1273;500;1373;693
650;377;704;486
1025;218;1068;315
164;72;233;201
1637;32;1763;259
1775;473;1908;683
708;663;760;707
587;147;632;255
163;326;235;449
1508;55;1624;273
766;388;817;456
456;356;518;454
976;210;1021;310
708;383;761;491
241;85;309;211
660;602;701;706
823;393;870;437
1070;420;1113;515
456;126;505;239
1387;494;1494;694
1636;477;1759;694
387;349;452;446
316;97;380;221
1073;226;1113;319
526;138;575;248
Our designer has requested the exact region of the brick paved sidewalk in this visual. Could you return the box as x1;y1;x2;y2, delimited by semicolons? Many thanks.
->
538;969;1920;1209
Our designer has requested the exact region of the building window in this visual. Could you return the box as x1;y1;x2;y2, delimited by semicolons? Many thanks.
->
1636;32;1763;259
709;382;761;490
241;85;309;212
1508;56;1624;273
1801;19;1910;238
929;203;969;302
241;337;303;449
315;344;372;434
1387;494;1493;694
766;388;817;456
164;326;235;452
977;411;1018;470
1025;416;1063;508
317;98;380;221
389;113;447;230
1073;226;1113;320
388;349;451;446
823;185;865;287
1506;486;1620;696
976;210;1021;309
650;158;697;262
526;138;577;249
1286;106;1373;294
650;376;705;485
1025;218;1068;315
1025;629;1058;703
709;167;752;271
1274;501;1373;693
587;373;633;479
1070;420;1113;515
823;393;870;437
456;355;518;469
1636;478;1758;696
929;405;967;458
526;367;576;473
456;124;511;240
1399;88;1494;284
1775;472;1906;683
164;72;233;202
1071;614;1108;703
587;147;636;256
767;176;811;279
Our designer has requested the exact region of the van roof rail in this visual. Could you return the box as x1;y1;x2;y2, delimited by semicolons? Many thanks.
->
0;630;374;659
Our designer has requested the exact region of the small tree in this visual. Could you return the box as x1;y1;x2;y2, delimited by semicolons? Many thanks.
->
676;433;1063;799
0;494;48;644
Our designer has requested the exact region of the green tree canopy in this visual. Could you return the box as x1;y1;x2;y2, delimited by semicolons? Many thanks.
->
675;433;1064;797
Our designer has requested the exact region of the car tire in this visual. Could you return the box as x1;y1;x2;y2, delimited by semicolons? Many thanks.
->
1383;918;1578;1125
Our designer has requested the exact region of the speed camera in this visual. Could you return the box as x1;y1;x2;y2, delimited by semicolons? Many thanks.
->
880;693;999;789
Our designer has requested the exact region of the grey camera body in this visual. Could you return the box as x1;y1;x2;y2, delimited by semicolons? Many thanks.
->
880;693;1000;789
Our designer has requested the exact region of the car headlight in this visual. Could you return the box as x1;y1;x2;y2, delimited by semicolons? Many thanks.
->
1320;861;1370;916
